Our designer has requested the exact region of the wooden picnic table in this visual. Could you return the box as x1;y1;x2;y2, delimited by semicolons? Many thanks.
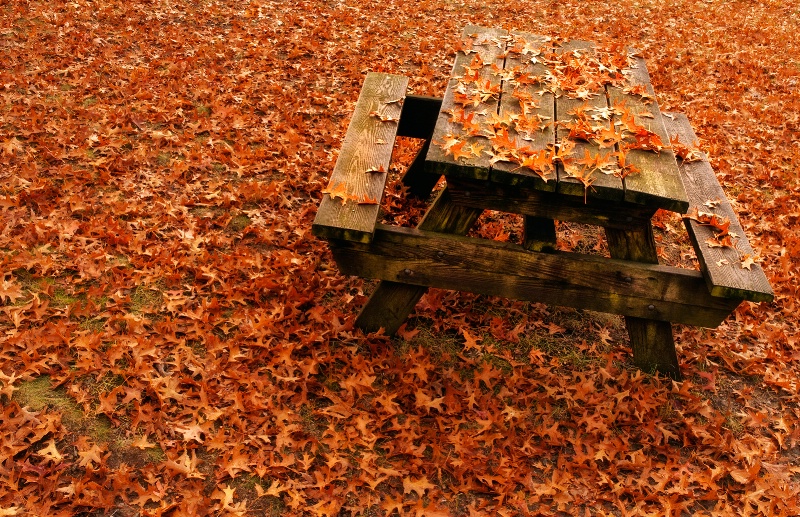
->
313;26;773;380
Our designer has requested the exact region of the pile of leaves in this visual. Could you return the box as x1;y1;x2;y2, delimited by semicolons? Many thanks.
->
1;0;799;515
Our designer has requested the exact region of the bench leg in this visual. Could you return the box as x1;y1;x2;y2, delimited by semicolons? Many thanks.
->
605;225;682;380
397;95;443;199
523;216;557;252
401;141;441;199
355;187;483;334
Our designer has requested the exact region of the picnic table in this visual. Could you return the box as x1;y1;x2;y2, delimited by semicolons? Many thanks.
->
312;25;773;379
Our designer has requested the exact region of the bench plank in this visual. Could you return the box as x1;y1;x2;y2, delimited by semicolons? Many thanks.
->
312;72;408;243
330;224;740;328
425;25;508;180
663;113;774;303
607;55;689;213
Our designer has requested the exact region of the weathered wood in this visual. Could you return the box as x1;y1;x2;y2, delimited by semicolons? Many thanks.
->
397;95;443;199
606;224;681;379
663;113;774;303
607;54;689;213
354;188;483;334
425;25;508;181
523;216;557;252
490;31;556;192
331;224;739;329
554;41;625;202
447;178;655;230
312;73;408;243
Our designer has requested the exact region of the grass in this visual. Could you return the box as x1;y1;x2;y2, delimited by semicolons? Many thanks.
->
129;283;164;314
13;376;112;440
227;214;251;232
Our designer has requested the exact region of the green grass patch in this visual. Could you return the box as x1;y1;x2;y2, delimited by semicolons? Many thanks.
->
227;214;251;232
130;283;164;314
50;287;83;308
13;376;112;440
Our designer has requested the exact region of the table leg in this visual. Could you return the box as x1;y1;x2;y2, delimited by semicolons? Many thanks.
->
401;140;441;199
355;187;483;334
605;225;682;380
523;216;557;252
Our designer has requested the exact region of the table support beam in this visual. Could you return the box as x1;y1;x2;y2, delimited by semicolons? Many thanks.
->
606;225;682;380
355;187;483;334
523;216;557;252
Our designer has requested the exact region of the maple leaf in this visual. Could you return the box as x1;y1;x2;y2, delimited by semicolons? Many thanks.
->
414;388;445;413
37;439;63;463
321;182;349;205
461;328;481;352
77;444;105;468
131;435;157;449
0;278;25;304
396;322;420;340
740;254;755;270
369;111;399;123
0;137;23;156
594;123;624;149
364;165;386;174
403;476;436;499
448;139;472;161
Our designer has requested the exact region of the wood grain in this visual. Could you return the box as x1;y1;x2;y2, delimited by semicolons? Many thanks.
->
663;112;774;302
354;188;483;334
605;223;681;379
425;25;508;180
333;224;740;329
607;55;689;213
490;31;556;192
446;178;655;230
554;40;624;202
312;72;408;243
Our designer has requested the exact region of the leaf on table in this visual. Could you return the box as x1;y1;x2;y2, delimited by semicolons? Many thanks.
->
322;182;349;204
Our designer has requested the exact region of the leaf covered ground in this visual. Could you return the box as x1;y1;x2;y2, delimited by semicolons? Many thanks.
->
1;0;799;515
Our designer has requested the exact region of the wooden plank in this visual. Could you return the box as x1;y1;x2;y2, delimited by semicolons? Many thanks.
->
606;223;680;379
312;72;408;243
607;54;689;213
425;25;508;181
663;113;774;303
447;178;655;230
354;188;483;334
490;31;556;192
554;40;625;202
332;224;740;329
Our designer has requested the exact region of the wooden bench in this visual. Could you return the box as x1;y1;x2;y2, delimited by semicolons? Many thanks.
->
313;68;773;380
312;72;442;244
663;113;773;304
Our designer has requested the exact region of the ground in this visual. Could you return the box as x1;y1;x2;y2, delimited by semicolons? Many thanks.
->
1;0;799;515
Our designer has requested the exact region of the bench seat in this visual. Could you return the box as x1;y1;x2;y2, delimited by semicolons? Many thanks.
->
663;113;774;304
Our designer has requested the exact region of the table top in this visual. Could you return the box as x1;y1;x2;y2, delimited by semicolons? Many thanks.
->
425;25;689;213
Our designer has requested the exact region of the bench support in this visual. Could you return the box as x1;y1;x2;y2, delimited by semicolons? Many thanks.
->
606;225;681;380
355;187;483;334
